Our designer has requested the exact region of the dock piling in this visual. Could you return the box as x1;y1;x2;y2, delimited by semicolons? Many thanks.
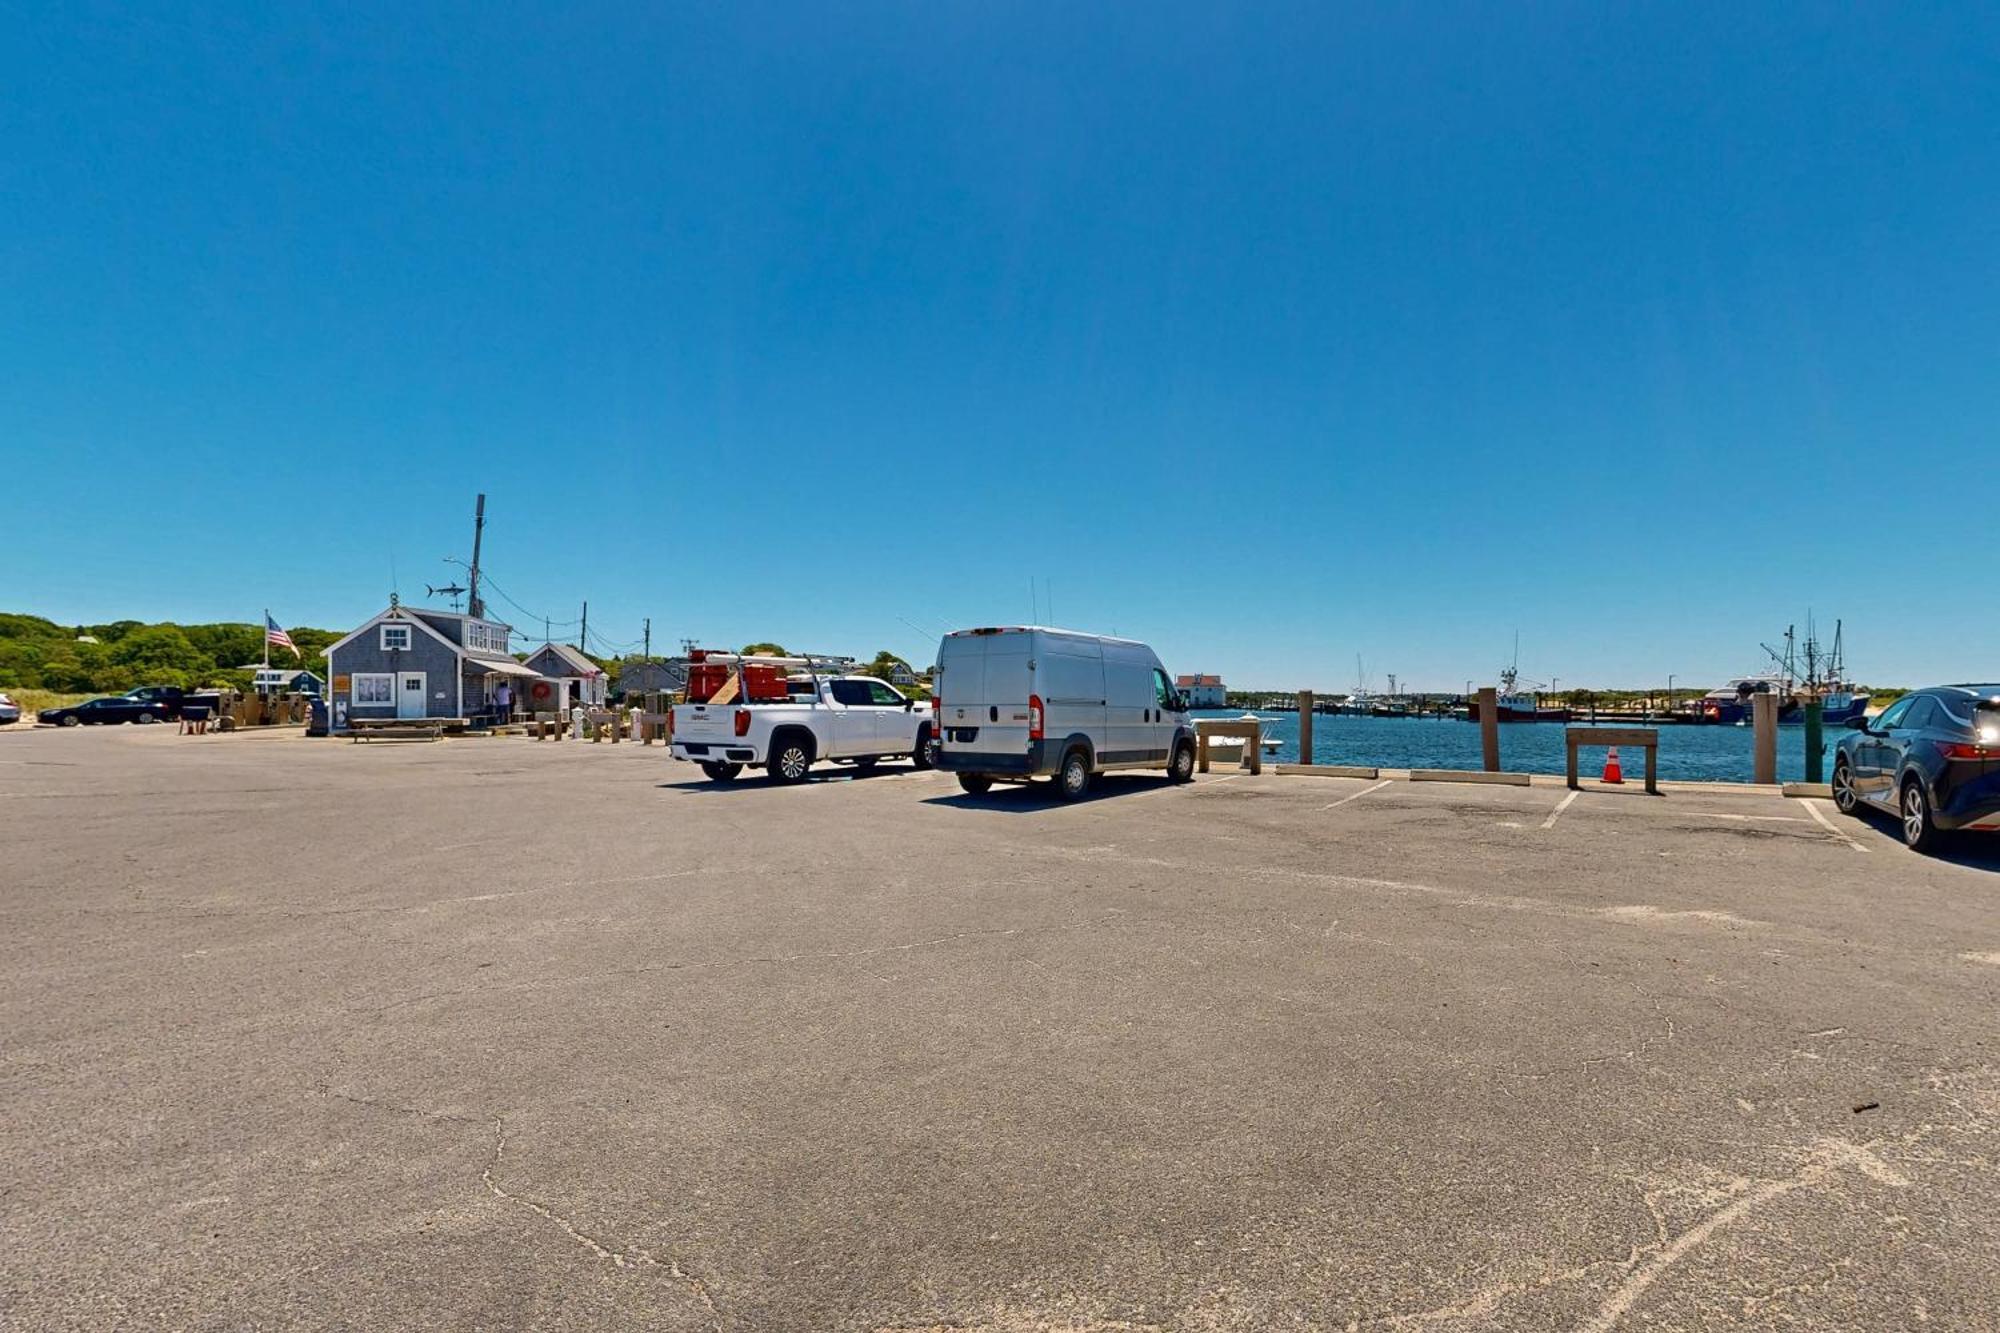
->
1297;691;1313;765
1752;693;1778;784
1803;699;1824;784
1478;688;1500;772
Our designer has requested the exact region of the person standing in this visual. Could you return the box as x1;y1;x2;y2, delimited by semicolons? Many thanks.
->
494;680;512;722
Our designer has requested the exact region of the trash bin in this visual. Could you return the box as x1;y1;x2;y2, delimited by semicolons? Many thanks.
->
306;698;329;737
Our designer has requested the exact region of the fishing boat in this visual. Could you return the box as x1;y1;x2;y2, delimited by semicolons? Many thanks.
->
1693;618;1868;726
1467;638;1571;723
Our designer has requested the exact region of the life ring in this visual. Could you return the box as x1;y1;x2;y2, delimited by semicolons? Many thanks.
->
531;681;552;702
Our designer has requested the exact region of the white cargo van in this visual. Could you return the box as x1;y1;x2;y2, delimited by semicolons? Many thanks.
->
933;626;1197;799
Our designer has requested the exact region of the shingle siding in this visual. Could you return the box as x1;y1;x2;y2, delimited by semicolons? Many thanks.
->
328;624;462;724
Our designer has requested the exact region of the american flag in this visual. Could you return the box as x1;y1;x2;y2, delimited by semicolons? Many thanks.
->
265;612;300;658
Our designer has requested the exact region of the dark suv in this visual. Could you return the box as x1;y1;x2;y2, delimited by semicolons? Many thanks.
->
1832;685;2000;851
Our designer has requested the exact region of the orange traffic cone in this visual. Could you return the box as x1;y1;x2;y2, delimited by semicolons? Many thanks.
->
1602;747;1624;784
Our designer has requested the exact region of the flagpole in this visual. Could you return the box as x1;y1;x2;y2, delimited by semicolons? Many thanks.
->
262;610;270;671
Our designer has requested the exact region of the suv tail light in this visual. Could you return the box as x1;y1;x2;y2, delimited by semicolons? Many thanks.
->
733;709;752;737
1028;694;1044;740
1934;740;1998;761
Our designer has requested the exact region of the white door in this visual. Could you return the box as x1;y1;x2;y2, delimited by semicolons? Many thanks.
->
396;672;428;719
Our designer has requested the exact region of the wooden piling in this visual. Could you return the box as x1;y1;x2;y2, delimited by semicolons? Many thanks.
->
1478;687;1500;772
1296;690;1314;766
1752;692;1778;784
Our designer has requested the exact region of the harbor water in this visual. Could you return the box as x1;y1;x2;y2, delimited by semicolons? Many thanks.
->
1197;711;1843;785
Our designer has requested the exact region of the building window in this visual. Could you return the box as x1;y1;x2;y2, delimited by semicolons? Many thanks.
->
379;624;412;652
352;673;394;705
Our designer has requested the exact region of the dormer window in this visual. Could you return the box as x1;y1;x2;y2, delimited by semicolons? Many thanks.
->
380;624;412;651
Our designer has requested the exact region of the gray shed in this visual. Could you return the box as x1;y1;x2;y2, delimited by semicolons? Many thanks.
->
323;599;543;731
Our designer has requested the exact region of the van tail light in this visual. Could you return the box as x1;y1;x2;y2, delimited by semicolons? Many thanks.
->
734;709;752;737
1934;740;1998;760
1028;694;1044;740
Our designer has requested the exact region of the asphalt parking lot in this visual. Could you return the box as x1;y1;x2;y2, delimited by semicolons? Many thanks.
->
3;725;1997;1331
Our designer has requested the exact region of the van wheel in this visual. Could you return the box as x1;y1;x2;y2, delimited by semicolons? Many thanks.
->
912;724;937;770
957;774;993;795
1901;777;1939;853
700;761;742;782
768;737;814;784
1168;740;1195;783
1055;748;1093;801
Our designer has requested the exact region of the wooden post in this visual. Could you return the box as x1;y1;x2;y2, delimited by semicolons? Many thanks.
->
1297;690;1314;766
1752;692;1778;784
1803;698;1824;784
1478;687;1500;772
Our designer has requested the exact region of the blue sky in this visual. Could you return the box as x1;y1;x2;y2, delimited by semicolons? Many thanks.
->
3;3;1994;690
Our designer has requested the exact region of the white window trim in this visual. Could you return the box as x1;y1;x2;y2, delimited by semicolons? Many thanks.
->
352;673;395;706
379;624;413;652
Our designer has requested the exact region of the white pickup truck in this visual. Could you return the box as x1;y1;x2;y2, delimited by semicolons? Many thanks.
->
671;671;938;783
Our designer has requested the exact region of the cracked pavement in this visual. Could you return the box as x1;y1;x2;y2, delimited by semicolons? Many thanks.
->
2;725;1997;1330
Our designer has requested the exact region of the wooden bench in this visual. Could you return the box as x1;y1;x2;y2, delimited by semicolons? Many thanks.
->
1194;717;1263;775
1565;726;1659;794
348;718;447;743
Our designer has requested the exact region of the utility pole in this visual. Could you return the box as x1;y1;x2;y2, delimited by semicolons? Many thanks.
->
580;601;588;651
643;618;651;664
467;493;487;619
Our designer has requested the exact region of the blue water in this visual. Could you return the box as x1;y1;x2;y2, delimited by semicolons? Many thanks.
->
1196;711;1842;784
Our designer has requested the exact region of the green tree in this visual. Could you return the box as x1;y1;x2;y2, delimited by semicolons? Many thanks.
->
741;642;787;656
110;625;207;684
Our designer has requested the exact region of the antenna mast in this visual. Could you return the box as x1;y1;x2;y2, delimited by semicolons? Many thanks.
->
467;494;487;619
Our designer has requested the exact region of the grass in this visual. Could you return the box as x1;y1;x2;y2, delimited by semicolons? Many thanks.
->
3;689;95;717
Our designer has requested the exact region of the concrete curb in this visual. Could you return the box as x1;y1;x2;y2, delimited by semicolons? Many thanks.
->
1274;763;1381;779
1410;769;1533;787
1781;782;1834;799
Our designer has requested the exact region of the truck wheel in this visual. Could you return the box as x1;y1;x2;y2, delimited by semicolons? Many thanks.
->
700;761;742;782
1054;747;1093;802
768;737;814;784
957;774;993;795
1168;740;1195;783
912;724;937;770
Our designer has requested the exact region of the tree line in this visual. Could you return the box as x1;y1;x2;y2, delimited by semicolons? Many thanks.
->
0;613;338;694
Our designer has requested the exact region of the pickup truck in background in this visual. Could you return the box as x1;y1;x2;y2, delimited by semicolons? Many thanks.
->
123;685;223;720
669;652;937;783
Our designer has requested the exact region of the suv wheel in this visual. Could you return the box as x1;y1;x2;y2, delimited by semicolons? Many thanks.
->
1054;748;1093;802
768;738;814;784
1831;758;1858;815
1168;740;1195;783
1901;777;1939;853
700;760;742;782
957;774;993;796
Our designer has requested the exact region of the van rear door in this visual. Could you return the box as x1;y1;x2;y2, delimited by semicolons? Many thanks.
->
937;630;1036;758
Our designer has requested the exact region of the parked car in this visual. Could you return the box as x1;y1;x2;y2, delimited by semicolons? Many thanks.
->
38;696;173;727
932;626;1196;800
1832;684;2000;851
669;652;936;783
0;692;20;725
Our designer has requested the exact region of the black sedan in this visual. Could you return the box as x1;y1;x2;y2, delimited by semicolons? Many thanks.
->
1833;684;2000;851
37;696;172;728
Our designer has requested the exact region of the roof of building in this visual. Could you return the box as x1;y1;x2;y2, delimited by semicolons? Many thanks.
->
465;653;541;679
1177;674;1224;687
524;641;603;676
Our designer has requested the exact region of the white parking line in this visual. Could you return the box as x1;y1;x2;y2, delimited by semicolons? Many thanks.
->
1802;798;1868;853
1539;790;1580;830
1323;780;1392;810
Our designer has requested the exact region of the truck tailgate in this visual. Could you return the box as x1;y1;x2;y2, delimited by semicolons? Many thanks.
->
673;705;737;744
